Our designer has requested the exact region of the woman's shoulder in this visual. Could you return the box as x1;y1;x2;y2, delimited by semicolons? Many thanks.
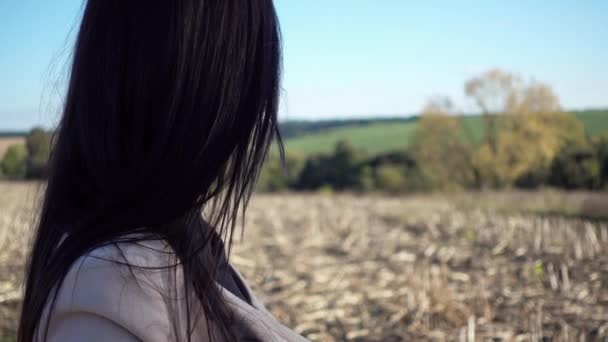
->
43;236;310;341
56;235;183;308
41;237;193;341
83;235;176;268
56;236;180;305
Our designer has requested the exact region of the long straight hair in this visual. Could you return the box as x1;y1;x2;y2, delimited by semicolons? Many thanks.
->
18;1;283;341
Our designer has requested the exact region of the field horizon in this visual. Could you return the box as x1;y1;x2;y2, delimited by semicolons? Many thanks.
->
1;108;606;159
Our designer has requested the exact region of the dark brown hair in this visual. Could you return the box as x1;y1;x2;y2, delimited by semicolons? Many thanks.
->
18;1;283;340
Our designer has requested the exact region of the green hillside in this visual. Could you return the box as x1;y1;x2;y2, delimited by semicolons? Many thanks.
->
572;110;608;136
285;121;417;154
285;109;608;155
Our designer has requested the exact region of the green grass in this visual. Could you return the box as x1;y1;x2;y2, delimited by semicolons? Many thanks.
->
285;121;417;154
572;109;608;136
284;109;608;156
460;109;608;144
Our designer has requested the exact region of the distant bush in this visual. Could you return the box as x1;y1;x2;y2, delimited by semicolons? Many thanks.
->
593;134;608;188
515;167;551;189
374;164;407;193
0;127;52;180
327;140;363;189
295;155;328;190
257;151;305;192
295;140;364;191
25;128;51;179
356;166;375;192
409;101;476;190
1;144;27;179
549;142;601;190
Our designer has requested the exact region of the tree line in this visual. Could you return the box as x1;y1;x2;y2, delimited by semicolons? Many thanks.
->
1;128;50;179
2;69;607;191
258;69;608;192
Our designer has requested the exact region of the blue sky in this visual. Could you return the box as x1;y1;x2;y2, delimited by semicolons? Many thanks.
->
0;0;607;130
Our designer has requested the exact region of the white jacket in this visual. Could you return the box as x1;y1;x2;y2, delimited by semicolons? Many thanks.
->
37;239;308;341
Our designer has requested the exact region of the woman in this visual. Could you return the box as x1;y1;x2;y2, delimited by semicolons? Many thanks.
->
18;1;307;341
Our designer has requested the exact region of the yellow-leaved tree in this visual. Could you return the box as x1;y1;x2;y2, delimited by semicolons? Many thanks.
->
409;96;476;190
466;69;585;187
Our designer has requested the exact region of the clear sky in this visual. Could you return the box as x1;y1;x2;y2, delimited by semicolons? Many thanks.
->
1;0;607;130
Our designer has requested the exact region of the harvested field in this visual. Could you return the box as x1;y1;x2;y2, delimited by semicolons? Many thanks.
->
0;182;607;341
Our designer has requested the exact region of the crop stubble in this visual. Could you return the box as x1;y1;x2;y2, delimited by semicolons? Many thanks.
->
0;182;606;341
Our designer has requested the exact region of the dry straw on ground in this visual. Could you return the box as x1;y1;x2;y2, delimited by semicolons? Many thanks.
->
0;182;606;341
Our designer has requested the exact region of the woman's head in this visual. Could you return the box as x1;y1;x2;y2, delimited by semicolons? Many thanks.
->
51;0;282;230
19;1;282;341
